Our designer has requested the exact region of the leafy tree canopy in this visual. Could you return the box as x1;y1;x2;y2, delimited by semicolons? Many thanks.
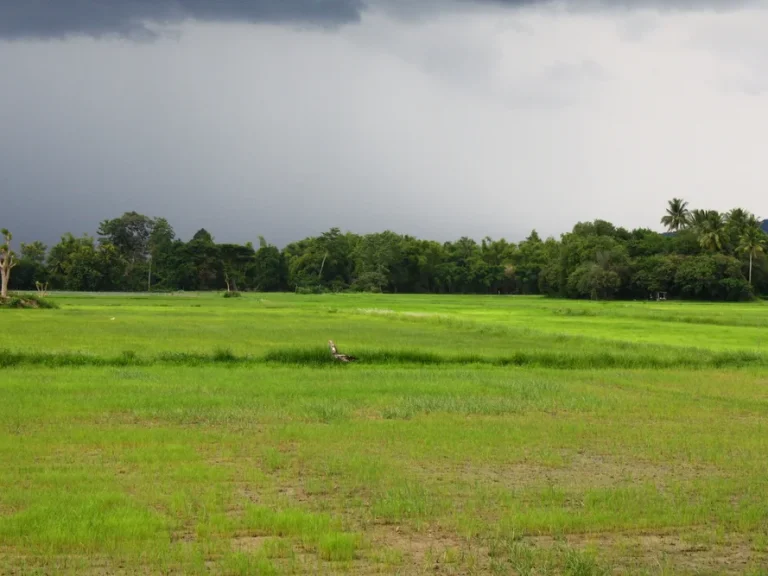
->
7;201;768;301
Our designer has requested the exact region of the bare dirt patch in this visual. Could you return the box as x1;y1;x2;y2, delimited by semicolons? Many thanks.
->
417;453;724;493
530;530;765;575
231;535;272;552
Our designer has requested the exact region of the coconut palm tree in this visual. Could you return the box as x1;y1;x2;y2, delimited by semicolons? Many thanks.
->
660;198;690;232
689;209;709;230
725;208;756;247
738;223;767;285
726;208;752;231
696;211;726;252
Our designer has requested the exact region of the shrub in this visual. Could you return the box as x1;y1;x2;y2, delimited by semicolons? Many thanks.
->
720;278;754;302
295;285;325;295
0;293;59;309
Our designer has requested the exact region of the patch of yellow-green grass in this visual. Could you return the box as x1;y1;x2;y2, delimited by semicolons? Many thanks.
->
2;293;768;361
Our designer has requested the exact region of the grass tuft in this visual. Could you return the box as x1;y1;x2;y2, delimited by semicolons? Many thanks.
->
263;348;334;365
212;347;238;363
317;533;360;561
222;552;277;575
563;549;609;576
243;506;337;538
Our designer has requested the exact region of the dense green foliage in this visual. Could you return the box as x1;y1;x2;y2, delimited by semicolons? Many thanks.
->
6;200;768;300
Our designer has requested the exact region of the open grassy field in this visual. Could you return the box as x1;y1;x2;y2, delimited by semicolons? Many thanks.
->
1;293;767;575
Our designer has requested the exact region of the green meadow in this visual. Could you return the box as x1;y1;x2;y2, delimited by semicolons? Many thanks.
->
1;293;768;574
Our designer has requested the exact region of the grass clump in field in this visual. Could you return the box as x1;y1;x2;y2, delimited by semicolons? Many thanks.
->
0;293;58;309
242;506;360;561
222;552;278;575
317;533;360;561
489;537;609;576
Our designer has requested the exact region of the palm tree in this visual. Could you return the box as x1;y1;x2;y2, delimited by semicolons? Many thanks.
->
726;208;752;231
738;223;767;285
696;211;726;252
660;198;690;232
725;208;756;248
689;209;709;230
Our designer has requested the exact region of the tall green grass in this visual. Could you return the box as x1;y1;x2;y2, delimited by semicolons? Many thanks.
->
1;345;766;370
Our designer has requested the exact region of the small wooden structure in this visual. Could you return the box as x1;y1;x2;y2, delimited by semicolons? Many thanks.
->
328;340;357;363
649;291;668;301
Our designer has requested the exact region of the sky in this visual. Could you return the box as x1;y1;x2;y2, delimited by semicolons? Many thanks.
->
2;0;768;248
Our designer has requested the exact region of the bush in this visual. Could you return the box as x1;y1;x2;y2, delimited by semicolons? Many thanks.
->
295;285;325;295
0;293;59;309
222;291;242;298
720;278;754;302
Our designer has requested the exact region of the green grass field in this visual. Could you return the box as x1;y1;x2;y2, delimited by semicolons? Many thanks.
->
2;293;767;575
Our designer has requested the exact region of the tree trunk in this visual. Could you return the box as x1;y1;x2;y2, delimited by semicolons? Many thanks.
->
319;252;328;280
749;253;753;285
1;269;8;299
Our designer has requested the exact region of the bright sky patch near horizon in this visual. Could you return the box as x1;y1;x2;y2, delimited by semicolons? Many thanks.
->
1;0;767;247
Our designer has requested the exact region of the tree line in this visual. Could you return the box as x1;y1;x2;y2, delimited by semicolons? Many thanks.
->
2;200;767;300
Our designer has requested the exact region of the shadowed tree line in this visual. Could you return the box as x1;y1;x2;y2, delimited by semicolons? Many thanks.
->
3;201;768;300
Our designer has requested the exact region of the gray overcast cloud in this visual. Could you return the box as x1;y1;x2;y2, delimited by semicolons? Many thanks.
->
2;0;768;247
0;1;765;39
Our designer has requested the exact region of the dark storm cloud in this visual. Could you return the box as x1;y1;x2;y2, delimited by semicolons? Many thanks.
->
0;0;762;39
0;0;365;39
